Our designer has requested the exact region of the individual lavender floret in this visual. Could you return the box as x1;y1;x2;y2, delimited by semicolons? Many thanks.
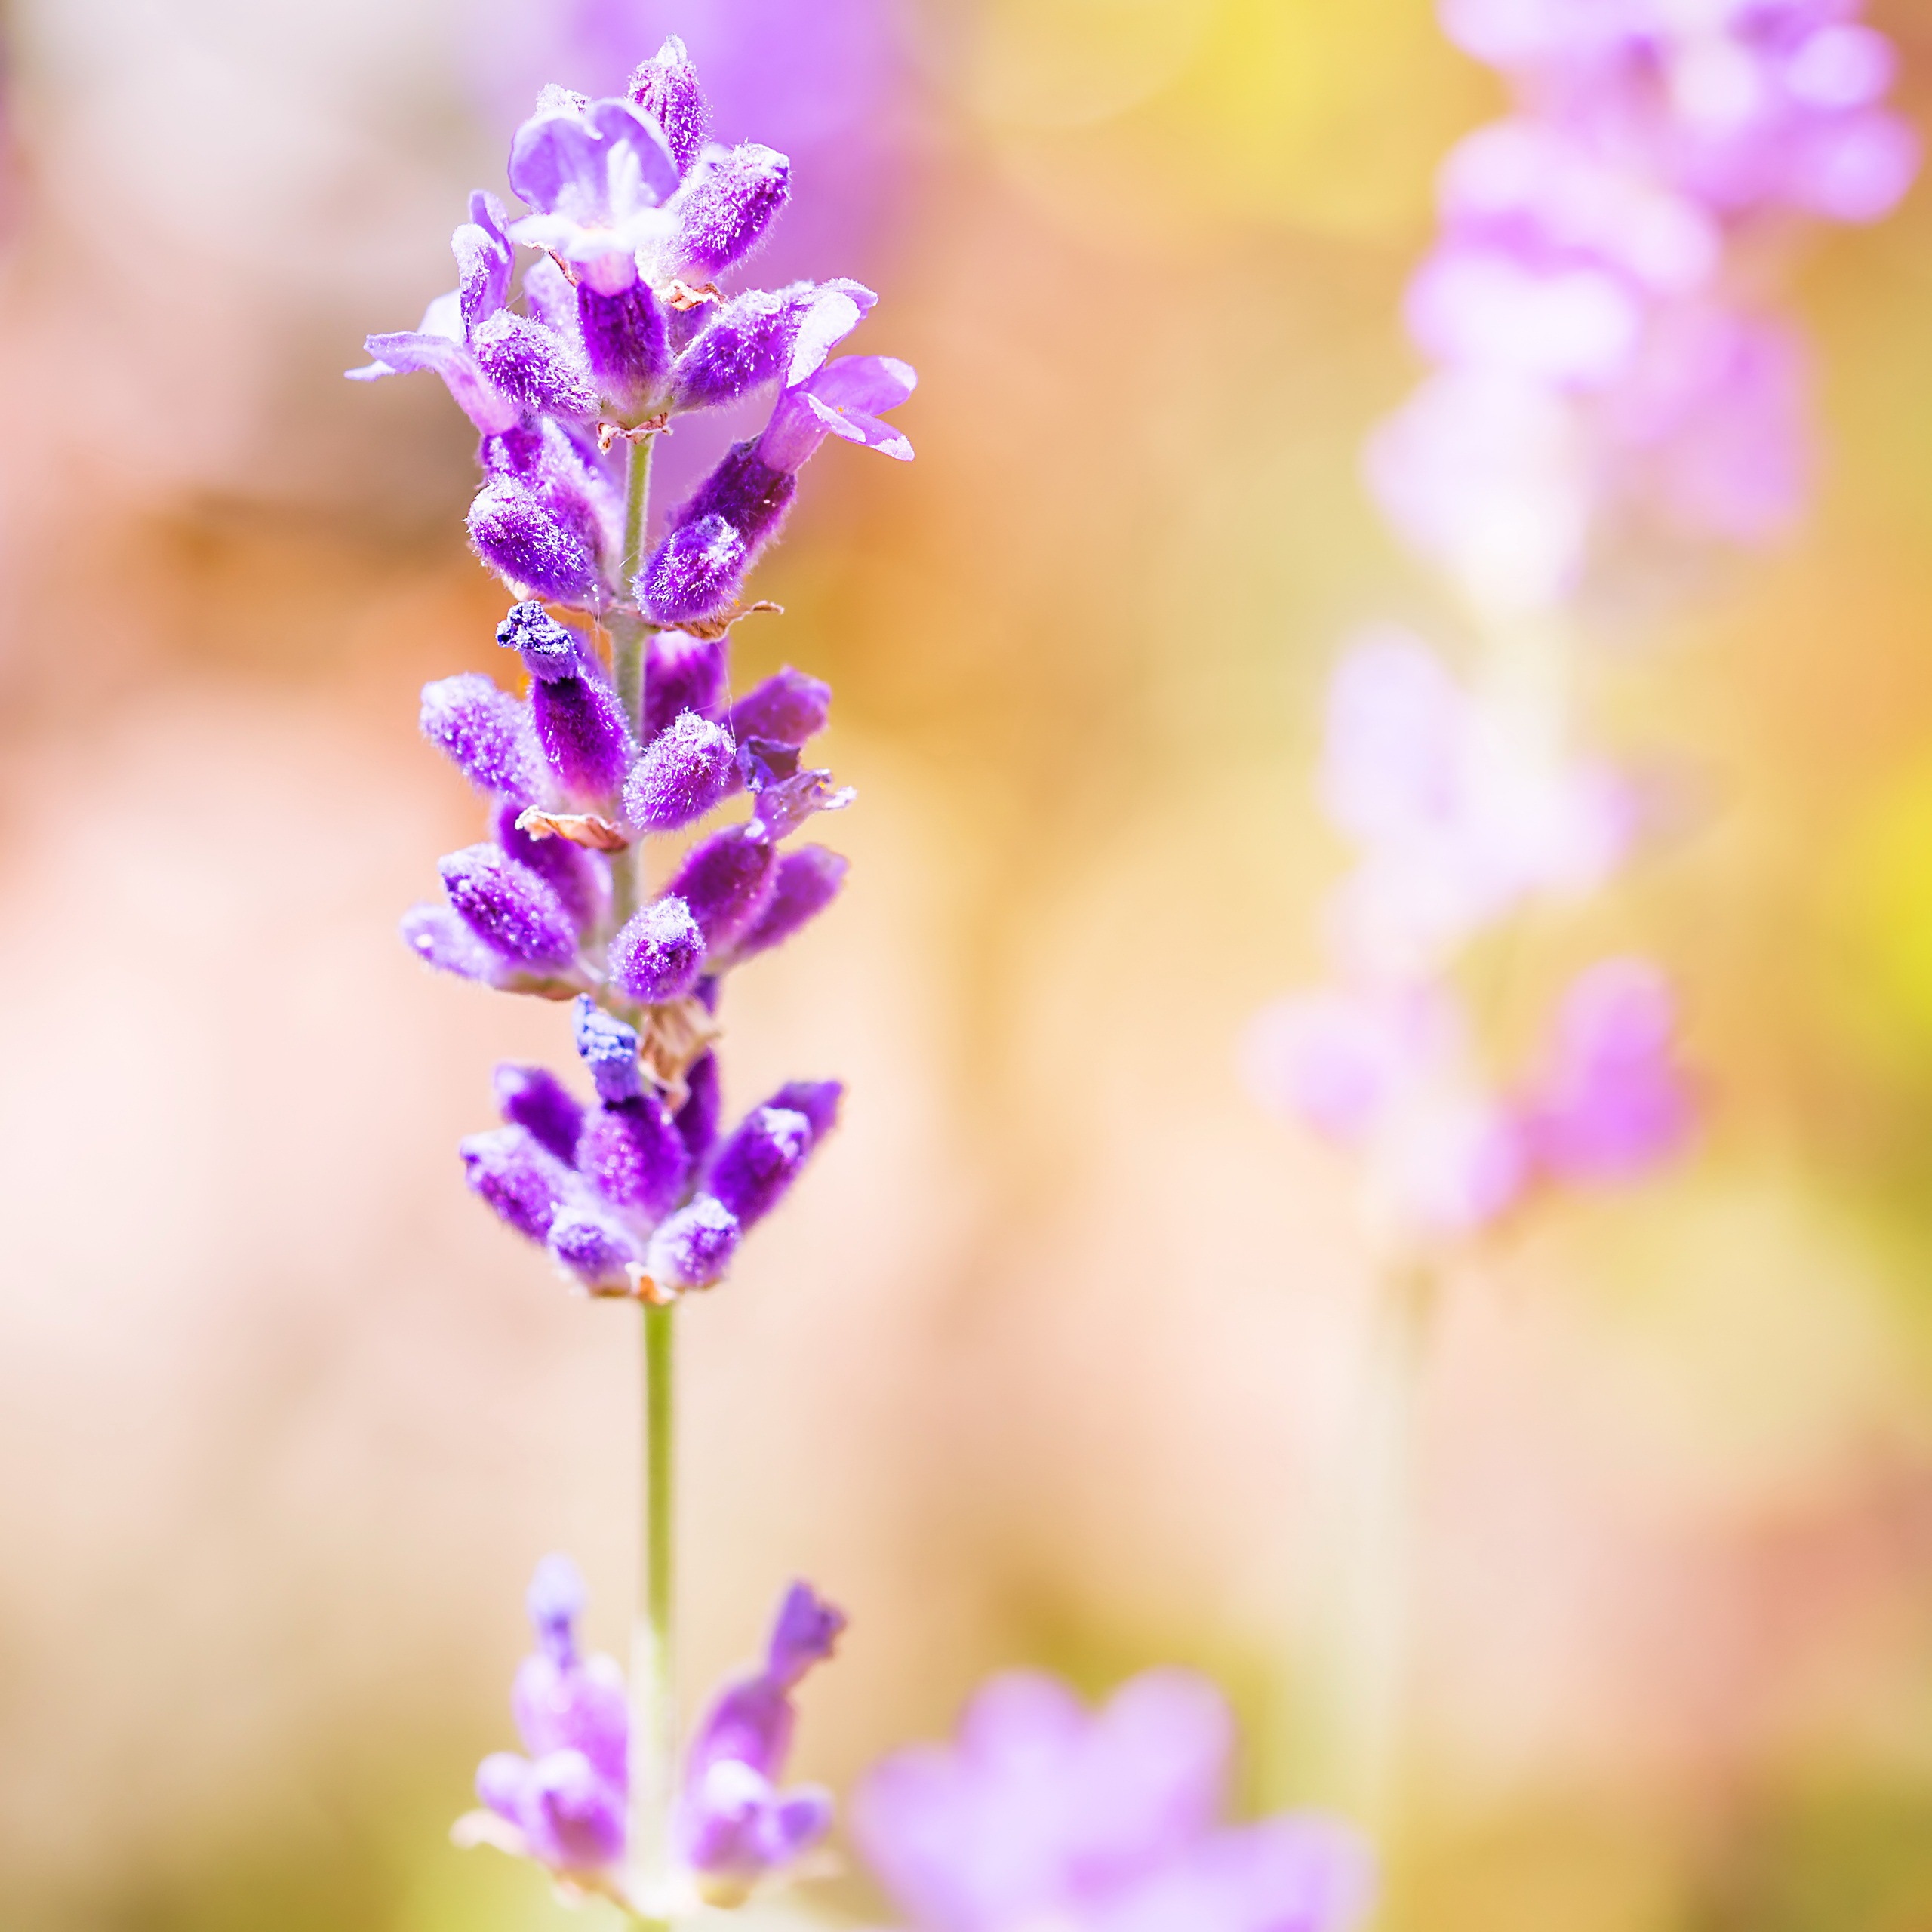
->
639;307;914;626
721;847;848;966
493;1064;585;1163
498;602;635;804
347;192;525;434
460;1125;577;1242
730;667;832;747
547;1204;643;1291
678;1582;845;1906
645;1195;741;1294
628;35;709;177
706;1084;841;1232
644;632;729;740
665;141;791;283
667;283;874;415
506;96;680;294
853;1669;1374;1932
623;712;737;832
420;672;545;804
608;895;707;1002
469;478;601;603
440;844;581;971
664;824;779;951
469;1555;630;1881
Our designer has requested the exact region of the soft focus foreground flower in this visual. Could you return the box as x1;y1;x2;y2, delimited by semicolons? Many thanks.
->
854;1669;1374;1932
459;1561;843;1906
1368;0;1916;613
362;32;911;1300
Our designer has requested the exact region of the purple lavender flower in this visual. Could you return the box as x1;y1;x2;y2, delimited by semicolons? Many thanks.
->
470;1555;630;1878
854;1669;1374;1932
365;27;908;1301
1518;957;1692;1182
678;1582;845;1904
507;95;681;294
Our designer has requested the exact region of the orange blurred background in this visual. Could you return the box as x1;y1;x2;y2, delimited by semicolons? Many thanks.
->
5;1;1932;1927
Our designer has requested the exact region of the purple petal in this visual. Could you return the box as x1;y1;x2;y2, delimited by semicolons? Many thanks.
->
349;328;521;435
766;1580;846;1688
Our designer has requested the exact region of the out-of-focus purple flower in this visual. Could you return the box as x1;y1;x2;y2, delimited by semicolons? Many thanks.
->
508;95;681;292
674;1051;723;1167
1244;986;1527;1240
678;1582;845;1904
854;1669;1374;1932
1518;957;1692;1181
470;1555;630;1878
645;1194;741;1291
1315;630;1629;978
731;666;832;746
705;1084;841;1231
721;845;848;965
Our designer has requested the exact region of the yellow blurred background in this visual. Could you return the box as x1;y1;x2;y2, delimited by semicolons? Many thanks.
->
5;0;1932;1927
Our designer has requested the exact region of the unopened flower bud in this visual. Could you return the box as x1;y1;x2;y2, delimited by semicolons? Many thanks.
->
767;1079;843;1143
400;902;500;983
460;1124;575;1241
623;712;737;831
608;895;706;1002
672;142;790;281
725;846;848;964
441;844;580;969
420;672;543;802
645;631;728;740
471;311;598;420
638;443;795;625
629;34;709;177
494;801;610;936
706;1103;813;1229
547;1205;641;1288
645;1195;740;1291
664;823;777;949
494;1063;584;1162
729;667;832;747
498;606;635;803
675;1050;721;1166
580;1094;691;1226
469;479;600;603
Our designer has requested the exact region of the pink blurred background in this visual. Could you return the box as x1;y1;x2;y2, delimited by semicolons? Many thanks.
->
6;1;1932;1927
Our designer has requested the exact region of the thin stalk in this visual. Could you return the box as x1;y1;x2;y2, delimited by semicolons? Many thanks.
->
626;1300;678;1924
1293;1256;1435;1842
608;433;656;934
